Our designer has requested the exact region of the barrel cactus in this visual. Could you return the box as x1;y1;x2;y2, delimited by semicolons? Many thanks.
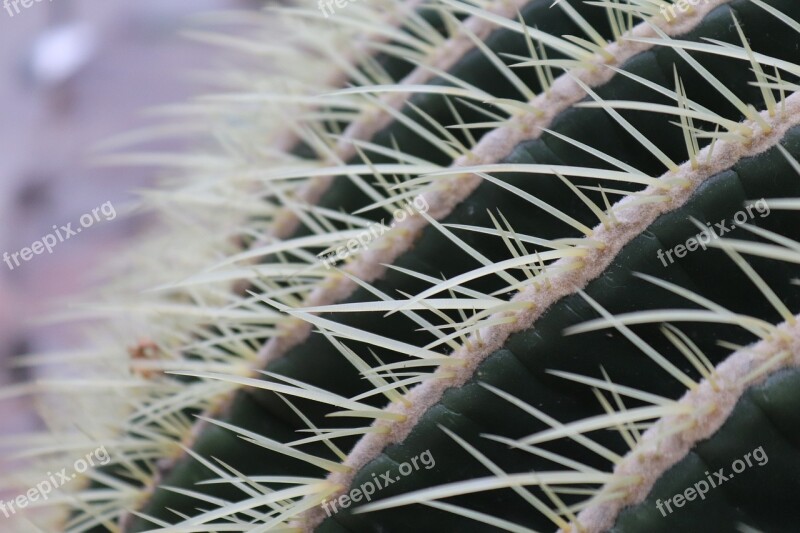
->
8;0;800;531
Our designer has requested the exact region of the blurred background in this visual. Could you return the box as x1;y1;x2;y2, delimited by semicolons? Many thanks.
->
0;0;256;435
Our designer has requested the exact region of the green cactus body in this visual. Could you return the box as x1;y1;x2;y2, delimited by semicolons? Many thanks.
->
10;1;800;532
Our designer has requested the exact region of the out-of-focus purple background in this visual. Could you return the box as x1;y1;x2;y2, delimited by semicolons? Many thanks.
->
0;0;254;436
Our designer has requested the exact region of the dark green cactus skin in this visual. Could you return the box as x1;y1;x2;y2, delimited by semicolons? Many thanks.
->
612;367;800;532
127;1;800;531
323;128;800;531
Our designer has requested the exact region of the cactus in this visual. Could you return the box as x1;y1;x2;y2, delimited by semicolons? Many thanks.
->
8;0;800;531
